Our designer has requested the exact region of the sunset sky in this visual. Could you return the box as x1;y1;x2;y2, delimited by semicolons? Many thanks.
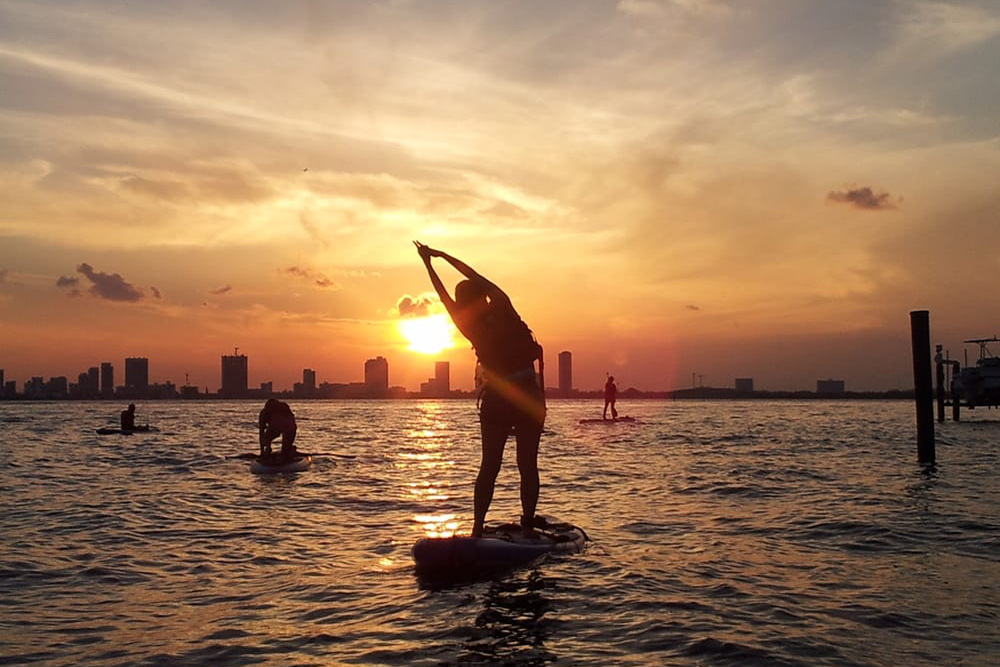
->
2;0;998;393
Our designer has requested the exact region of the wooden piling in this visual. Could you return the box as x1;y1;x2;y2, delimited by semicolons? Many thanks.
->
935;345;945;423
910;310;935;463
952;365;961;422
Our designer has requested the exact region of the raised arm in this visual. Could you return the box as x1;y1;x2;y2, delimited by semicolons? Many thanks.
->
415;241;459;317
439;250;505;297
415;241;511;304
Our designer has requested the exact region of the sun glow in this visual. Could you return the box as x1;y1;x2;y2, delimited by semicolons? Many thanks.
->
398;314;456;355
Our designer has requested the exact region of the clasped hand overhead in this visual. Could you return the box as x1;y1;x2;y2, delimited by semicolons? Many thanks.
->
413;240;441;262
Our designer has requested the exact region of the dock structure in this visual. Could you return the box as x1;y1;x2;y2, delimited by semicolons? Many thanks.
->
935;345;961;422
934;336;1000;422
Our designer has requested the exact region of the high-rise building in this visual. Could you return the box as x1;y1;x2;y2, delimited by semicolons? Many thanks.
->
364;357;389;391
303;368;316;392
125;357;149;395
420;361;451;396
25;377;44;399
817;379;845;393
0;369;3;388
86;367;99;399
558;351;572;396
47;376;69;398
220;351;248;397
735;378;754;392
435;361;450;393
100;362;114;398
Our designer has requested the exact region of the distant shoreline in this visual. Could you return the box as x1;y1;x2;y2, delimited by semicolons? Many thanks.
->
0;388;916;401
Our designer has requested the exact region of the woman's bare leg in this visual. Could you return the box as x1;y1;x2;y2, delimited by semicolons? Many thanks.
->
473;418;508;537
516;423;541;529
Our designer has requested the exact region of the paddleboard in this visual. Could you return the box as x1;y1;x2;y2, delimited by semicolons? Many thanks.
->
95;425;153;435
412;515;586;577
249;454;312;474
578;416;636;424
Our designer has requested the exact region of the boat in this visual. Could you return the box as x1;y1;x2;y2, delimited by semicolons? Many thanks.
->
951;337;1000;409
412;515;587;578
249;454;313;474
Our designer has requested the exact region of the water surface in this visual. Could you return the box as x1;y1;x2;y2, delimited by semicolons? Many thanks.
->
1;399;998;666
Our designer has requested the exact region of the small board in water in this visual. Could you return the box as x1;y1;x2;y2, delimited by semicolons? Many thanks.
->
412;515;586;577
95;425;152;435
578;416;636;424
249;454;312;474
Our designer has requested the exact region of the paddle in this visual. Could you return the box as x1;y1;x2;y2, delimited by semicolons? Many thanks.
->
299;451;356;459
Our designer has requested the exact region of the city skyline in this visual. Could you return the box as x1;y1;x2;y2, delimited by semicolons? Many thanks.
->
2;345;861;400
2;2;998;392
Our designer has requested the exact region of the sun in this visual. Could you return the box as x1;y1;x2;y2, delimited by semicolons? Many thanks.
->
399;314;456;355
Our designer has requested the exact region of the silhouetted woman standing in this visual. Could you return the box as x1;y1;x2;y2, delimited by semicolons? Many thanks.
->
415;241;545;537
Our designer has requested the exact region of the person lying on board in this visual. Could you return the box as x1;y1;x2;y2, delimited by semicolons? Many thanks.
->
259;399;298;461
416;241;545;538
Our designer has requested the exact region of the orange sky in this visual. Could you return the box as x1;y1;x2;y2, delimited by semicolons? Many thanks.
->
1;1;998;392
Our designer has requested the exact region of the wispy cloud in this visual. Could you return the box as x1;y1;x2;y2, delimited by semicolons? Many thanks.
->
76;263;144;301
208;285;232;295
827;186;900;211
150;286;161;299
617;0;732;19
895;2;1000;57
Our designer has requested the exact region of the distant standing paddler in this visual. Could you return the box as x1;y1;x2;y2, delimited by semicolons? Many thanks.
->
603;375;618;420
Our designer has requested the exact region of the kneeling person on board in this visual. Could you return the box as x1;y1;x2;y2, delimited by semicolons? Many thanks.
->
259;399;298;460
121;404;137;431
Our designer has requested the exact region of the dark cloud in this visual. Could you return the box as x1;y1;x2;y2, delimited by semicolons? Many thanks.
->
827;186;899;210
150;286;162;299
282;266;342;289
76;263;144;301
209;285;232;295
396;294;434;317
56;275;81;297
686;304;701;311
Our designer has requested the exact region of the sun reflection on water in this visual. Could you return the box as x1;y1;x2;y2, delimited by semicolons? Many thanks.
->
406;480;450;501
414;513;459;538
